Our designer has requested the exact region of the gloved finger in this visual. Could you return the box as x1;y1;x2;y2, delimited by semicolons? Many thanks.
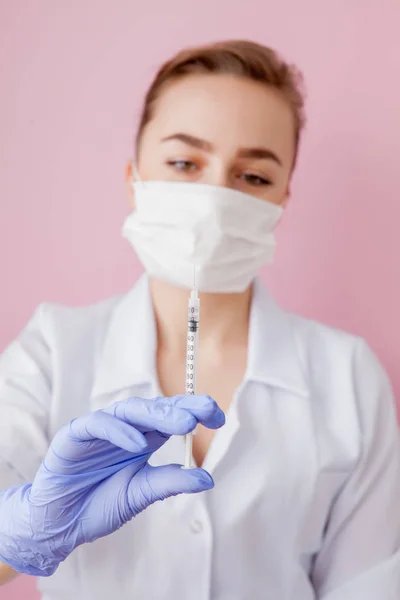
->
172;395;225;429
143;430;174;453
105;397;197;435
128;463;214;514
106;394;224;435
46;438;136;475
67;411;148;453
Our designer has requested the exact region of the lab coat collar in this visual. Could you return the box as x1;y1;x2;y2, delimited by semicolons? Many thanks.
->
91;275;157;401
90;275;308;403
247;278;308;396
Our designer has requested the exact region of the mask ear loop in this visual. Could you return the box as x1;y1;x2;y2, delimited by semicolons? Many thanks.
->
131;161;146;215
132;161;146;188
132;162;141;181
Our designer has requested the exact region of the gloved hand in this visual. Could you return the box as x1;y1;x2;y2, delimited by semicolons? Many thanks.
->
0;394;224;577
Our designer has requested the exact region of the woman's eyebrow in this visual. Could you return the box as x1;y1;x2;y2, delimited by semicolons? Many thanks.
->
161;133;214;152
161;132;282;166
237;147;282;166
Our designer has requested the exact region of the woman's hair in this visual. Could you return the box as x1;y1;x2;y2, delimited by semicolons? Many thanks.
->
136;39;306;169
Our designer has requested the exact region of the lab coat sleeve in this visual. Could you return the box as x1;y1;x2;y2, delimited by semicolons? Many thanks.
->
311;339;400;600
0;305;51;490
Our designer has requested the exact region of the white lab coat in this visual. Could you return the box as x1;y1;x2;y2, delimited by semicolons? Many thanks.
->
0;275;399;600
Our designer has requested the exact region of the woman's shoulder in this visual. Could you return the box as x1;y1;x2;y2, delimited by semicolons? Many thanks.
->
38;293;122;329
289;310;363;357
256;280;370;368
287;310;392;408
28;293;123;348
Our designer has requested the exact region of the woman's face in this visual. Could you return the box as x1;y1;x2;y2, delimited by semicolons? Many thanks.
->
130;74;296;206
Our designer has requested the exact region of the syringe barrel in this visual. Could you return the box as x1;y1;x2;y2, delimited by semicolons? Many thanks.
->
184;291;200;468
186;299;199;395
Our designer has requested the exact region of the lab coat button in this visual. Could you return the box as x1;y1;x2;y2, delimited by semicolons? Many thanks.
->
190;519;203;534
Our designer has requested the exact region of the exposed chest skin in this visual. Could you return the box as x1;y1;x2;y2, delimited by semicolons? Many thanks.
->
157;344;247;467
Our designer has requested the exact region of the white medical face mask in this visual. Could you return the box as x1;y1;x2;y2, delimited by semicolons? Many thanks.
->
122;178;283;293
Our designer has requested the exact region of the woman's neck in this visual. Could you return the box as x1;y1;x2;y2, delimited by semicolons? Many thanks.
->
149;278;252;355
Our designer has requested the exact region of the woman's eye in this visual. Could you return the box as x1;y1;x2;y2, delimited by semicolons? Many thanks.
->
167;160;197;172
240;173;272;186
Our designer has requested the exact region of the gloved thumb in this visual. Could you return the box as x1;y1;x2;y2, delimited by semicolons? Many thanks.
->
130;463;214;508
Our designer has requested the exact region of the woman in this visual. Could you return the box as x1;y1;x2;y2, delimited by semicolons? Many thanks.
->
0;40;399;599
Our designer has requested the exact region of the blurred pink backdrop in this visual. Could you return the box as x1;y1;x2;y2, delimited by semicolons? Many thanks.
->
1;0;399;598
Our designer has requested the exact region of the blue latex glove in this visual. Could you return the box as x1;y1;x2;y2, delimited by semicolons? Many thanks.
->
0;394;224;577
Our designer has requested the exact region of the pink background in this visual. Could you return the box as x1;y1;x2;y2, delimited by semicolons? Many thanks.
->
1;0;399;597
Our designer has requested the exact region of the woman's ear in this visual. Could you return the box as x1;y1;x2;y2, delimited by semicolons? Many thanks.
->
125;161;135;209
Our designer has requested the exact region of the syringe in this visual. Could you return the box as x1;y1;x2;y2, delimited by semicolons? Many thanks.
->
183;267;200;469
